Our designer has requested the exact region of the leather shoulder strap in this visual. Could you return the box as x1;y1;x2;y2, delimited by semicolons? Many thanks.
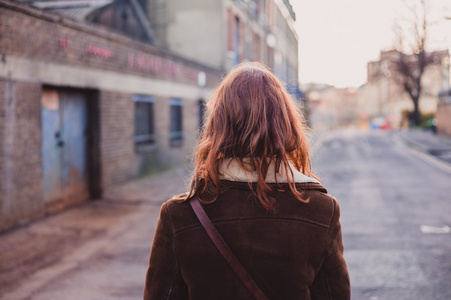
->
189;196;268;300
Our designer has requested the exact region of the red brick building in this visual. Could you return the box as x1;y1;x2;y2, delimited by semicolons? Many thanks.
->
0;0;221;231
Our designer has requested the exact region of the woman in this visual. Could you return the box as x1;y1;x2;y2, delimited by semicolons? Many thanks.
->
143;62;350;300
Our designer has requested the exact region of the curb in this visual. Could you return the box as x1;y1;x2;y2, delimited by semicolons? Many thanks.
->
394;133;451;174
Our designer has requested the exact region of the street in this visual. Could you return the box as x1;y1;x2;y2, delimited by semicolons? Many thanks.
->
0;169;188;300
2;0;451;299
0;130;450;299
313;130;451;300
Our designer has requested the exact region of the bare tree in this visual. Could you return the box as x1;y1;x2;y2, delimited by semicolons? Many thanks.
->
392;0;436;126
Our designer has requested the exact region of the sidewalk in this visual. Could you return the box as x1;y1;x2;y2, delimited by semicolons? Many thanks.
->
396;130;451;164
0;167;190;300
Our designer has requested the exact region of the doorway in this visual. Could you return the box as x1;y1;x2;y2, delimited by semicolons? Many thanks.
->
41;87;100;211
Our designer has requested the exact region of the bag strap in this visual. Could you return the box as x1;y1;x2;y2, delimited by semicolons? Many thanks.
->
189;196;268;300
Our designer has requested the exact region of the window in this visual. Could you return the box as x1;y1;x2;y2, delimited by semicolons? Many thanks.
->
169;98;183;147
134;95;155;152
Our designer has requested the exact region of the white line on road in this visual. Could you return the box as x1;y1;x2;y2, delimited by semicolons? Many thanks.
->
420;225;451;234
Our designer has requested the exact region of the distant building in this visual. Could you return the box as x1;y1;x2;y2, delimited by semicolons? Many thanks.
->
144;0;300;91
437;89;451;136
0;0;221;231
302;83;363;131
365;49;450;128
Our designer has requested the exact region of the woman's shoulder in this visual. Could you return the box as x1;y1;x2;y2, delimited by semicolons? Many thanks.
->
163;193;190;210
160;184;341;230
295;181;338;205
157;194;201;233
277;182;340;228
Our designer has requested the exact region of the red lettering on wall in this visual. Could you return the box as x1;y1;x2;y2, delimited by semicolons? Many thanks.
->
59;37;71;49
127;51;200;81
86;44;113;59
183;69;198;80
129;51;181;77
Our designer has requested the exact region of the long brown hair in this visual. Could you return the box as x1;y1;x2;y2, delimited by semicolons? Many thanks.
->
186;62;315;210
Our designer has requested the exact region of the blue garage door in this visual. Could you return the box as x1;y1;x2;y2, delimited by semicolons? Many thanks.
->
41;89;90;208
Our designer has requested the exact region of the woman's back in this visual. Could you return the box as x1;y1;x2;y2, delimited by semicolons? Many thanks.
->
145;179;349;299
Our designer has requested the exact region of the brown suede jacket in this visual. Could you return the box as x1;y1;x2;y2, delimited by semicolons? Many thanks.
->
144;180;350;300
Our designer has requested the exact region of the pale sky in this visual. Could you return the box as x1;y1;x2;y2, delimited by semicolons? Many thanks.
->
291;0;451;88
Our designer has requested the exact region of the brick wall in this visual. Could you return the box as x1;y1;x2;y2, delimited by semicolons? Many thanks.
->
99;90;202;190
0;80;44;231
0;2;220;87
99;91;137;188
436;103;451;137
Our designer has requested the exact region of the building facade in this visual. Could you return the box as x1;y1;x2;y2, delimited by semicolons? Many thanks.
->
365;50;450;128
0;0;221;231
303;83;363;131
144;0;299;90
437;90;451;136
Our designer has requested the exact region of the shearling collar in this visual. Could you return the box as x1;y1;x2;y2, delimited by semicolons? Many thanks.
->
219;158;319;184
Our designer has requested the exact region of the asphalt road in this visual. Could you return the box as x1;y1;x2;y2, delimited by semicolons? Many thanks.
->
1;130;450;300
312;130;451;300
